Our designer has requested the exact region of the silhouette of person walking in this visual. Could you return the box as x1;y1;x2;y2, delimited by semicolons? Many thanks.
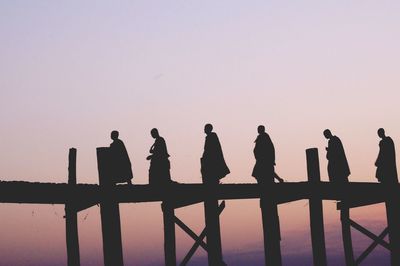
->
201;124;230;185
323;129;350;183
147;128;172;185
109;130;133;185
375;128;398;183
252;125;283;184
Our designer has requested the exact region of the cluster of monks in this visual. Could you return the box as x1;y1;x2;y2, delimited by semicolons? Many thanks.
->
107;125;398;185
324;128;398;184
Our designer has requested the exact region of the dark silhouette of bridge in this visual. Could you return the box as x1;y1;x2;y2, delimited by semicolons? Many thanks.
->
0;147;399;266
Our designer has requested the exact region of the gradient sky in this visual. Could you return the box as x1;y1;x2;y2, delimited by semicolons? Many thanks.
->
0;1;399;265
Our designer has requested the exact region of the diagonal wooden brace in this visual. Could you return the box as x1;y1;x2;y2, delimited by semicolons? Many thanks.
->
355;227;389;265
175;216;208;251
179;201;225;266
350;220;390;249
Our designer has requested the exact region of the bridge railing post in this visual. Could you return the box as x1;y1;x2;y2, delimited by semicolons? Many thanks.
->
162;200;176;266
306;148;327;266
385;185;400;266
66;148;80;266
97;147;124;266
203;180;224;266
260;190;282;266
339;203;355;266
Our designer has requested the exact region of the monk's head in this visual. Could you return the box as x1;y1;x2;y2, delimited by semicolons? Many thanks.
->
378;128;385;138
323;129;332;139
151;128;159;139
257;125;265;134
204;124;213;135
111;130;119;140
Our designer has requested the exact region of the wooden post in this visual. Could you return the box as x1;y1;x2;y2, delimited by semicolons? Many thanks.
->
66;148;80;266
162;201;176;266
385;185;400;266
203;181;224;266
306;148;327;266
97;147;124;266
340;204;354;266
260;192;282;266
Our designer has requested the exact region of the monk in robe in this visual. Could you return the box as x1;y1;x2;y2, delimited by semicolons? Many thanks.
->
375;128;398;183
201;124;230;185
324;129;350;183
109;130;133;185
252;125;283;184
147;128;172;185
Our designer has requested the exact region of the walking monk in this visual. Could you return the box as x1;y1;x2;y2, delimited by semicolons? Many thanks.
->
375;128;398;183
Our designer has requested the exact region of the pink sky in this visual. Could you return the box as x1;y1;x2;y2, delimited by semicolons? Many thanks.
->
0;1;399;265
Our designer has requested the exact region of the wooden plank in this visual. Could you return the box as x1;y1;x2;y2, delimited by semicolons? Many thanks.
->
0;181;394;205
337;197;385;210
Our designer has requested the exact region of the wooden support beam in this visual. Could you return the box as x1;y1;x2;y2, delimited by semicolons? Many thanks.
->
97;147;124;266
339;205;354;266
306;148;327;266
260;192;282;266
0;181;391;205
162;201;176;266
203;181;224;266
385;186;400;266
74;200;99;213
355;227;388;265
173;197;204;209
65;148;80;266
162;201;177;266
337;197;385;210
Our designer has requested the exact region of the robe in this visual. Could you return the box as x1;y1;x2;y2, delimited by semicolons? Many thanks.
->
376;136;398;183
252;132;275;183
326;136;350;182
149;137;171;185
201;132;230;183
109;139;133;183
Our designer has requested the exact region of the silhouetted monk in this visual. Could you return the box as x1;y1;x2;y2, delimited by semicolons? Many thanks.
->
375;128;398;183
252;125;283;184
324;129;350;182
201;124;230;185
109;130;133;185
147;128;172;185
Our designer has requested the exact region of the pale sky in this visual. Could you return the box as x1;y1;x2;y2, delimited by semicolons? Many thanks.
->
0;1;399;265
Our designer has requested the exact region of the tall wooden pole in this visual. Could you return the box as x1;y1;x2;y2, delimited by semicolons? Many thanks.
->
340;204;354;266
97;147;124;266
306;148;327;266
385;185;400;266
260;190;282;266
162;201;176;266
203;180;224;266
66;148;80;266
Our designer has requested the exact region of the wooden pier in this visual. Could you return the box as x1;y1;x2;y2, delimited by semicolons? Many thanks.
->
0;147;398;266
